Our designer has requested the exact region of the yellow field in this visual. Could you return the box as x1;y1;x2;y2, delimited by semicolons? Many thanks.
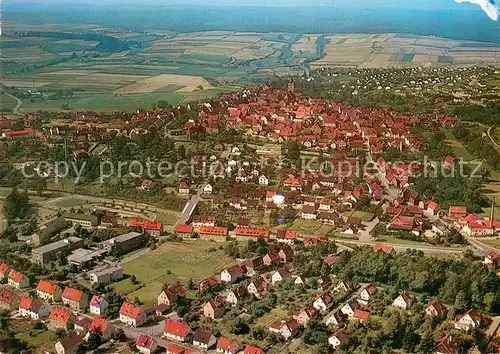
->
114;73;213;93
232;47;275;60
292;34;320;55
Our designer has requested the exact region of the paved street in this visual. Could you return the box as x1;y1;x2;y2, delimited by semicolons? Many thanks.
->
178;186;204;225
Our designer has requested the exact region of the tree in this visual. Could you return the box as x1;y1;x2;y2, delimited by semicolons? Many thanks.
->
3;188;30;221
454;290;471;313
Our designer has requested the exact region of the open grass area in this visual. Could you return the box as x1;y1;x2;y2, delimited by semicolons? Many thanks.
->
343;210;375;222
156;211;181;226
112;240;233;304
11;319;57;353
0;92;18;112
477;237;500;249
445;131;476;161
283;219;334;236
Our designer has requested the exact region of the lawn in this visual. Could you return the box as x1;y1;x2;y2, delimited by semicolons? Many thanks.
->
11;319;57;353
52;197;88;208
284;219;334;236
477;237;500;249
344;210;375;222
112;240;233;304
0;92;18;112
156;211;181;226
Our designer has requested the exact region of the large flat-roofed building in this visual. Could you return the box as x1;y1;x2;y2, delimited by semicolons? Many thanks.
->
31;237;84;265
89;263;123;285
100;232;145;255
63;213;99;228
32;218;70;246
66;248;108;267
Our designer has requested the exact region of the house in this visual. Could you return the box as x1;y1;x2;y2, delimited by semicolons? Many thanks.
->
294;275;306;286
54;333;84;354
128;220;162;237
390;214;419;235
454;309;483;332
18;296;50;320
247;277;268;298
276;230;296;245
178;181;190;195
293;306;318;326
193;329;216;351
426;200;440;216
136;333;157;354
199;276;220;293
226;285;247;307
74;317;92;337
393;291;414;310
269;318;300;340
266;190;276;202
49;307;75;331
358;283;377;305
434;335;459;354
8;269;29;289
334;280;352;293
203;183;213;194
283;177;304;191
89;295;108;317
140;179;153;190
87;316;115;340
301;205;317;219
325;311;345;327
236;227;270;239
313;292;334;312
483;251;500;268
317;275;332;291
221;265;245;283
353;309;370;322
157;283;187;307
0;288;18;311
448;206;467;219
0;263;9;280
373;244;395;255
340;300;360;318
317;212;338;225
444;155;455;169
199;225;228;242
271;268;292;285
119;302;146;327
174;224;194;237
425;300;447;317
278;246;294;263
259;175;269;186
263;250;281;266
166;343;193;354
243;256;264;276
243;345;265;354
88;263;123;285
36;279;62;302
329;331;348;350
203;299;225;319
62;287;88;311
216;336;239;354
164;319;191;342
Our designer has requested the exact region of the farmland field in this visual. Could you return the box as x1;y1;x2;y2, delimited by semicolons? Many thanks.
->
111;240;234;305
1;25;500;113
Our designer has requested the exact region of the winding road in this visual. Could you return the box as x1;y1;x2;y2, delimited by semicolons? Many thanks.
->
487;127;500;152
3;90;23;116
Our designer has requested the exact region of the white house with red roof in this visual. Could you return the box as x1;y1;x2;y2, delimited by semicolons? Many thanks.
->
8;269;29;289
221;265;245;284
48;307;75;331
329;331;349;350
87;317;115;339
0;263;10;280
313;292;334;312
18;296;50;320
119;302;146;327
157;283;186;307
89;295;108;317
216;336;239;354
393;291;414;310
454;309;484;332
484;251;500;268
36;279;62;302
136;333;157;354
178;181;190;195
164;319;191;342
243;345;265;354
62;287;87;311
268;318;300;340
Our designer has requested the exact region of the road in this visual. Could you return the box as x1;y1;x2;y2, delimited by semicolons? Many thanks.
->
335;238;474;255
487;127;500;152
4;91;23;116
178;186;204;225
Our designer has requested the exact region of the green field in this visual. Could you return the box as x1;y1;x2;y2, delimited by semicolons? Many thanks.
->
281;219;334;236
112;240;233;305
12;319;57;353
0;92;18;112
